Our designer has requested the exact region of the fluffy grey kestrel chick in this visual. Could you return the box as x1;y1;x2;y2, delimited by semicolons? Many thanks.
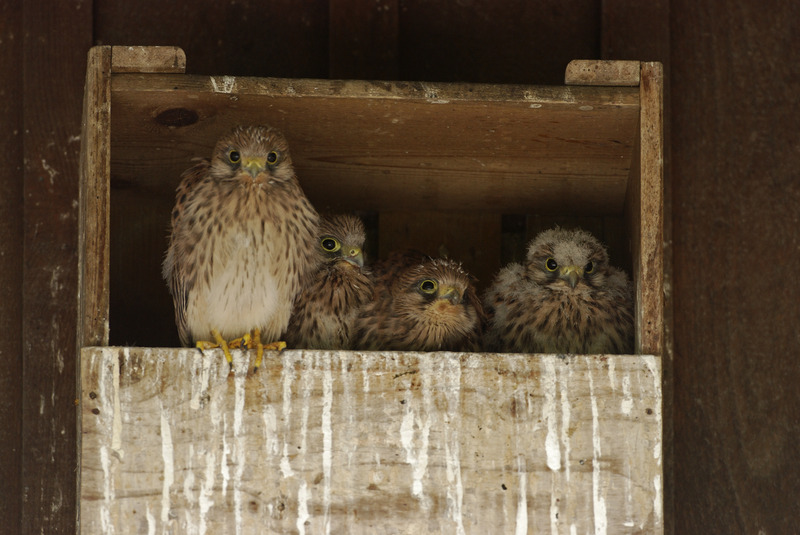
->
483;227;633;354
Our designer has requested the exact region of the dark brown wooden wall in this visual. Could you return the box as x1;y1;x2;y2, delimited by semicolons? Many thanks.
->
1;0;798;533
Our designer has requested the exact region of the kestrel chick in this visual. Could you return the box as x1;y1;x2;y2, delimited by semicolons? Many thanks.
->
483;227;633;354
163;124;320;367
285;214;374;349
354;252;484;352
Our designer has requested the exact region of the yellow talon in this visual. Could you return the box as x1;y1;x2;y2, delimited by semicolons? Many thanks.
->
197;328;286;372
196;328;234;369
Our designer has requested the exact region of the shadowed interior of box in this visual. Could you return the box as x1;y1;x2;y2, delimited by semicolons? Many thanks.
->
107;74;641;347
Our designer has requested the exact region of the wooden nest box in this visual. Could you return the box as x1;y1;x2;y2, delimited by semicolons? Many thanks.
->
78;46;664;533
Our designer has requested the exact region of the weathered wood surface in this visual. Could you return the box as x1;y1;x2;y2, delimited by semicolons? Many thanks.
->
564;59;641;86
634;63;664;356
109;73;640;215
81;347;663;534
21;0;90;531
110;45;186;73
79;46;112;348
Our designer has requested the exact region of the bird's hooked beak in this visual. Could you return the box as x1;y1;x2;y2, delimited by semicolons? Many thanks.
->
437;285;462;305
559;265;583;289
342;247;364;268
241;157;267;178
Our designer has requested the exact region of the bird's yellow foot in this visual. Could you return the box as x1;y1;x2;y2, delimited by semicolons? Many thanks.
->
247;329;286;371
196;328;234;369
227;329;285;371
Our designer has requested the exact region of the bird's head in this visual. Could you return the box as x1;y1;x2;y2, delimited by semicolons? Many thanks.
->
317;214;367;268
402;258;478;319
209;125;295;185
526;227;610;290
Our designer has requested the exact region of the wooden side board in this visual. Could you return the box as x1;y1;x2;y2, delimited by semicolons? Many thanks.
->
80;348;663;534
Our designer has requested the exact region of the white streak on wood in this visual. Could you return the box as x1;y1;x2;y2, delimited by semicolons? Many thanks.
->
160;401;174;524
280;352;295;478
400;356;433;507
607;357;616;392
210;75;236;93
643;355;664;527
559;361;572;484
515;455;527;535
543;356;560;472
620;373;633;415
183;467;195;503
262;406;278;456
362;356;370;394
300;355;312;473
112;350;124;458
146;504;155;535
199;450;215;533
339;353;357;472
296;480;310;535
589;366;607;535
442;355;465;535
321;353;333;534
100;446;113;534
221;414;230;496
233;356;247;534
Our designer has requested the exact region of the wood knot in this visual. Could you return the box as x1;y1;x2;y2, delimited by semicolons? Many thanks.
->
155;107;199;127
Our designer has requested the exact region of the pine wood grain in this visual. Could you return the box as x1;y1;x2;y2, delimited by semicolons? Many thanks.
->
81;347;663;534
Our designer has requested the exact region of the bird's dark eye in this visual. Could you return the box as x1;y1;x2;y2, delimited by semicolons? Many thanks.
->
321;237;340;252
584;261;595;274
228;150;241;164
545;258;558;272
267;151;279;164
419;279;438;294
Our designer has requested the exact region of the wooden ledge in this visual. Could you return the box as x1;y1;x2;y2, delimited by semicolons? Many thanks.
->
80;347;663;533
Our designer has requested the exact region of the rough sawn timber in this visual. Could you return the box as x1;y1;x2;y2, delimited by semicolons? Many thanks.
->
80;347;663;534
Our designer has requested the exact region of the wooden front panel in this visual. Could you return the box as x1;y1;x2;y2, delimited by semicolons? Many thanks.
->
80;348;663;534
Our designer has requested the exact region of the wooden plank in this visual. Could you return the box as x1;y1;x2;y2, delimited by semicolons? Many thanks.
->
671;2;800;533
599;2;672;520
0;0;24;528
637;63;664;356
565;60;641;86
111;45;186;73
78;46;113;348
80;347;663;534
108;74;639;215
329;0;398;80
22;0;91;532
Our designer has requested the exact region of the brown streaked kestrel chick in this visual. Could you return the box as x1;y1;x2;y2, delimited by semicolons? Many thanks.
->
163;124;320;368
354;252;485;352
483;227;633;354
285;214;374;350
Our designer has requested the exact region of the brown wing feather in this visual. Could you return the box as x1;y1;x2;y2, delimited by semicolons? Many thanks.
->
163;159;210;346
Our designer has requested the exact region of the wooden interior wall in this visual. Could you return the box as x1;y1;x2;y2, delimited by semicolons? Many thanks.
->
1;0;798;533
